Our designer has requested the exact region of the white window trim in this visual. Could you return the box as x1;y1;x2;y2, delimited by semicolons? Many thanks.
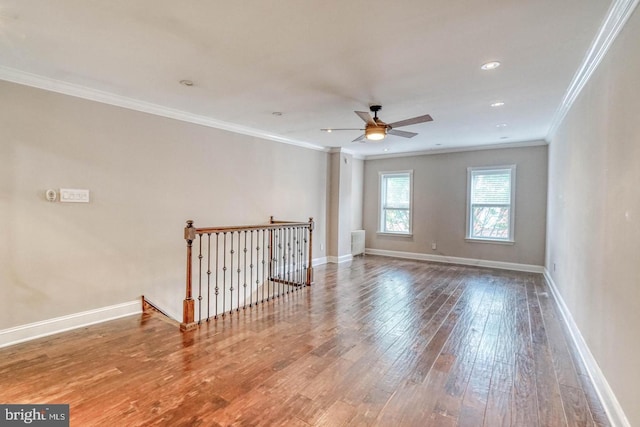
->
465;165;516;243
378;170;413;236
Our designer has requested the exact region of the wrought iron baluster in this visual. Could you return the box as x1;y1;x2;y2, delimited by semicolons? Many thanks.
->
286;226;291;288
293;226;298;287
284;227;288;292
262;229;267;303
293;226;298;286
296;226;301;286
278;228;286;296
215;233;220;319
273;227;277;298
230;231;235;315
296;227;304;285
303;227;308;283
285;227;289;290
198;234;203;324
237;231;241;312
207;233;211;321
249;230;254;308
222;232;227;317
272;228;278;300
299;226;304;285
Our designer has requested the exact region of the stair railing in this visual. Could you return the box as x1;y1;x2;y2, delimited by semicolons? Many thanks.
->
181;217;314;331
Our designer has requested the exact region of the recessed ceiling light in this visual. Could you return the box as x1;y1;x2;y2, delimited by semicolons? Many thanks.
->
500;136;509;139
435;143;442;146
481;61;501;71
383;148;389;152
179;79;194;86
490;101;505;107
496;123;508;128
272;112;283;116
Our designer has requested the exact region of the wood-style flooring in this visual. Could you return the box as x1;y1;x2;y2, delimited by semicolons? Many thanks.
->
0;256;609;426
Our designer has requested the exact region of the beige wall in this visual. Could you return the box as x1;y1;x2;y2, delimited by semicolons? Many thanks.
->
546;8;640;426
351;157;364;231
327;151;353;259
327;152;340;257
363;145;547;266
0;81;328;327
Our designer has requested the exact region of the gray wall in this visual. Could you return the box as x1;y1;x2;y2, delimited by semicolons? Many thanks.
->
363;145;548;266
0;81;328;327
546;8;640;426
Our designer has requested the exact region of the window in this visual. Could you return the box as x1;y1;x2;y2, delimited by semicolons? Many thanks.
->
466;165;515;242
379;171;413;234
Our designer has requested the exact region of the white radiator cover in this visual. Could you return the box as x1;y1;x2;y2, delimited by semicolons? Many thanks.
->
351;230;365;256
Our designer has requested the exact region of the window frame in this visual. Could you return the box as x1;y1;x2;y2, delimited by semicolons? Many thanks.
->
378;170;413;236
465;165;516;244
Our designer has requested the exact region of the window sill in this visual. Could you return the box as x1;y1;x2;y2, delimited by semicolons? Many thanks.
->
465;238;515;245
377;232;413;237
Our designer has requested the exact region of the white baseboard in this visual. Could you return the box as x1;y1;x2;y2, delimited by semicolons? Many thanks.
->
312;256;328;267
326;254;354;264
365;248;544;273
543;271;629;427
0;300;142;349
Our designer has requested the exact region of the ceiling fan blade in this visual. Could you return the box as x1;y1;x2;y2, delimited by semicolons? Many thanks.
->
321;128;365;132
388;114;433;128
352;134;366;142
355;111;375;125
388;129;418;138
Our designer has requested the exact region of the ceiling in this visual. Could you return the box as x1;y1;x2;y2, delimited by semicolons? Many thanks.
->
0;0;613;157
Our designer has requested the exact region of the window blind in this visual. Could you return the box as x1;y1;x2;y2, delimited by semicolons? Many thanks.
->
471;171;511;205
384;175;410;208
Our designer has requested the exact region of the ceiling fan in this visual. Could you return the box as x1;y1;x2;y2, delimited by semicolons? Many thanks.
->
321;105;433;142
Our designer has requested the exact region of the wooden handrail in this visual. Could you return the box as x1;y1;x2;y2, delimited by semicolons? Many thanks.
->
180;217;314;331
193;222;311;235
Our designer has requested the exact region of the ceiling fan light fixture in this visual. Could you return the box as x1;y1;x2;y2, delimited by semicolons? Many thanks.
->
365;127;386;141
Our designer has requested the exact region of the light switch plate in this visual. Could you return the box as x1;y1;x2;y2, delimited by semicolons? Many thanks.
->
60;188;90;203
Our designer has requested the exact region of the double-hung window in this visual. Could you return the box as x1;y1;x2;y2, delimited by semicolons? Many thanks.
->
379;171;413;235
466;165;515;242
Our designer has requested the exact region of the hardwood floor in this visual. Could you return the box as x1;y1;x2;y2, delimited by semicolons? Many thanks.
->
0;256;609;426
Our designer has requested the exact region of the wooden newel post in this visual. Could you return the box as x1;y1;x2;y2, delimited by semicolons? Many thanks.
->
306;217;314;286
180;220;197;331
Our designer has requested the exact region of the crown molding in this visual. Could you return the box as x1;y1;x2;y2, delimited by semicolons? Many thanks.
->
364;139;548;160
0;66;328;152
327;146;365;159
547;0;640;139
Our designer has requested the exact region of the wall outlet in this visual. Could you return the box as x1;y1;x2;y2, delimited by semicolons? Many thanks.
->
320;244;324;251
431;242;437;250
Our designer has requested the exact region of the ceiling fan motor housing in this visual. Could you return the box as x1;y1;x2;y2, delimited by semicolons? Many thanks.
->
369;105;388;128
